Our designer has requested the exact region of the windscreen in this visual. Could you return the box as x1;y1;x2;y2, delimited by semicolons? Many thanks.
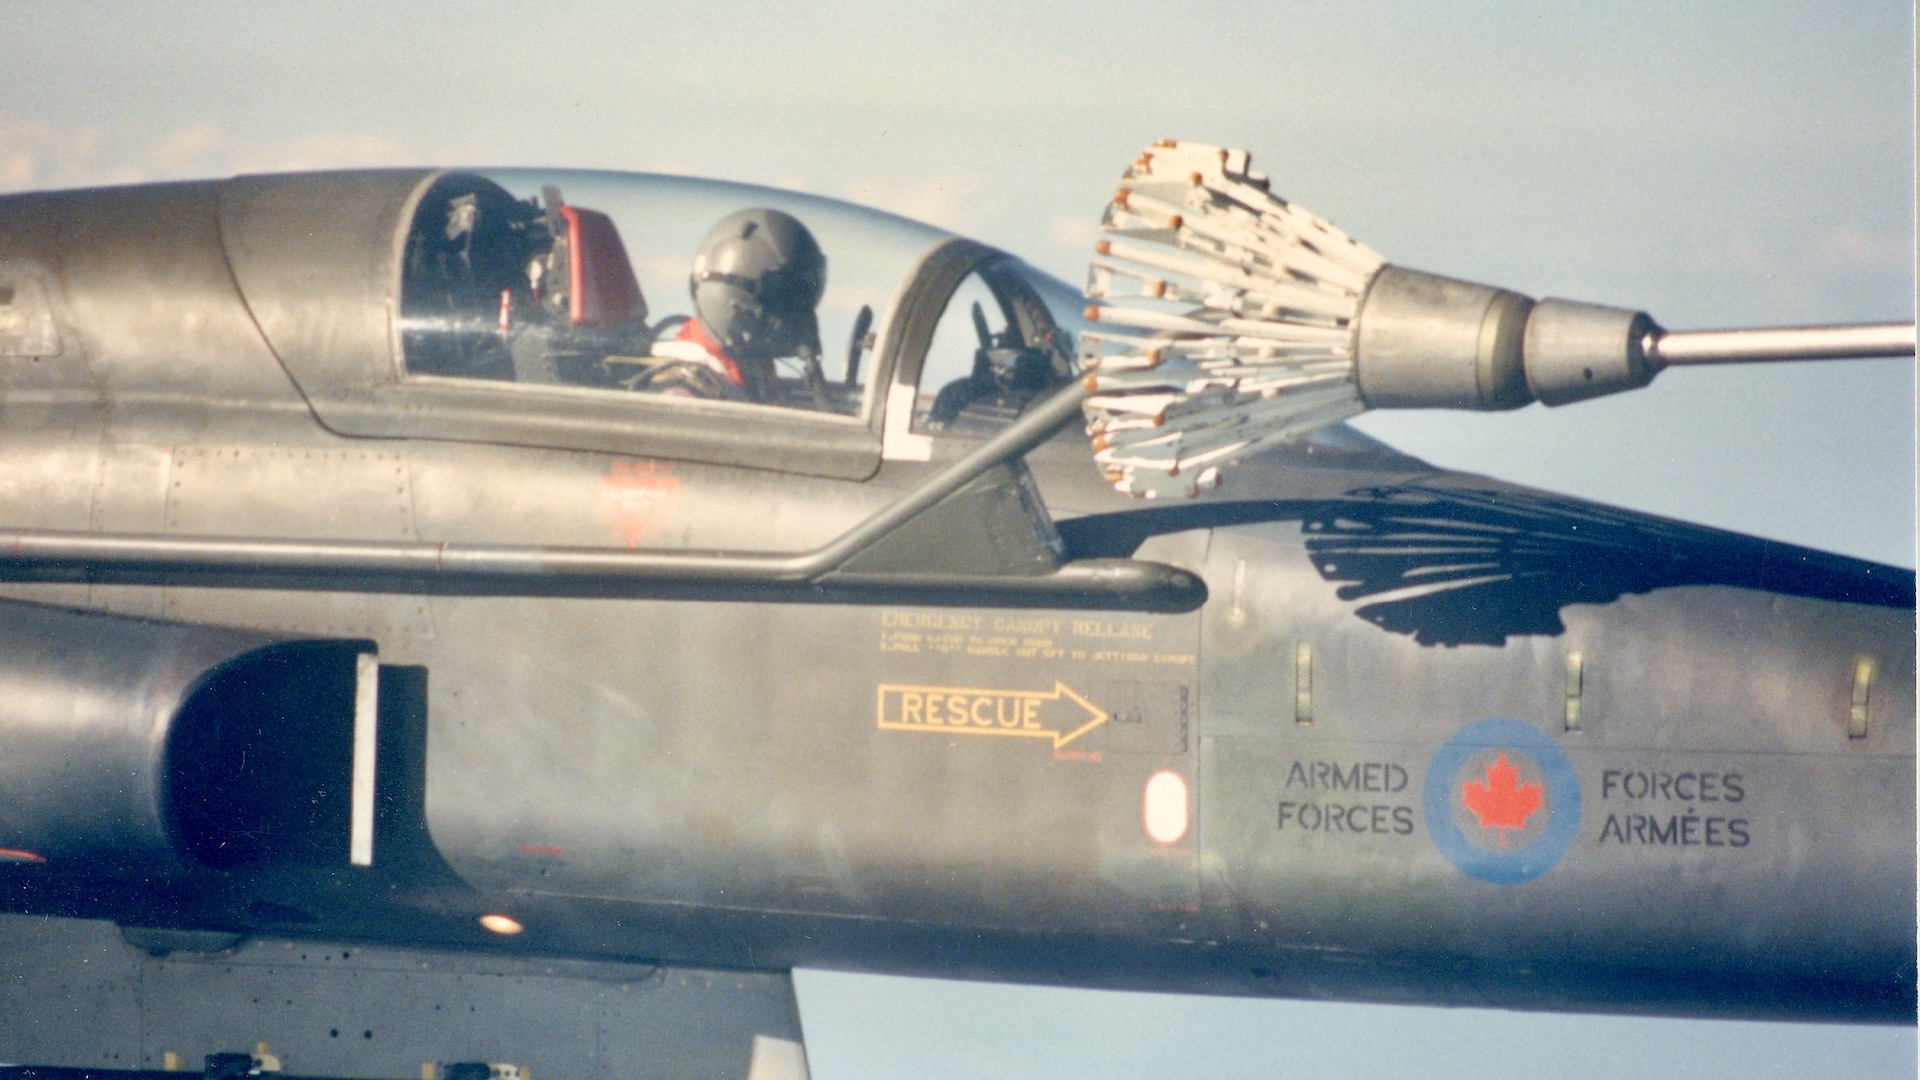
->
910;255;1089;437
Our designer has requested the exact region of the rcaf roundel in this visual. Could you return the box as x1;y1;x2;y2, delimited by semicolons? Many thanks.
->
1424;718;1581;884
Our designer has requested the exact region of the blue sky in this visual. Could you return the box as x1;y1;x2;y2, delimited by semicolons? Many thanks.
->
4;2;1914;1076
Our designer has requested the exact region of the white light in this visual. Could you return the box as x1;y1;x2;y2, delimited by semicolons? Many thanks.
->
1143;770;1190;844
477;913;524;935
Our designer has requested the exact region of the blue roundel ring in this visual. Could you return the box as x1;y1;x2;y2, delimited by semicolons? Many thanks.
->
1424;718;1581;884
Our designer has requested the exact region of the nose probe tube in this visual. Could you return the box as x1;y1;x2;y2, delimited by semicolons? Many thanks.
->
1352;265;1916;412
1646;323;1916;366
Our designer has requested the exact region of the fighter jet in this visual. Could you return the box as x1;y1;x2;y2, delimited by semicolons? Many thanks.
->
0;142;1910;1080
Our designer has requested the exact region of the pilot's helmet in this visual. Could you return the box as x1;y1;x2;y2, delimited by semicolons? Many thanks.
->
690;208;827;362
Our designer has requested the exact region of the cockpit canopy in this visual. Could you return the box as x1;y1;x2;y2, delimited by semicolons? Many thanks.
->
395;169;1087;436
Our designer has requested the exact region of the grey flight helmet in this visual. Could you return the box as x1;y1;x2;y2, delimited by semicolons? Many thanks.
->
689;208;827;362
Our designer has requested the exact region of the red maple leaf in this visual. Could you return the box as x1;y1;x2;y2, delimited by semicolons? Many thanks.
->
1459;753;1543;847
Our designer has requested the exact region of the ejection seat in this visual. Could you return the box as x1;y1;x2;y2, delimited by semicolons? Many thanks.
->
399;172;654;387
511;186;654;386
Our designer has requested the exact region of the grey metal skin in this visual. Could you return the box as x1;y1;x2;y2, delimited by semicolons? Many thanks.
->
0;914;813;1080
0;172;1910;1077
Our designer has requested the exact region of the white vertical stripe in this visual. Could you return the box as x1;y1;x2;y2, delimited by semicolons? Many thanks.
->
349;652;379;867
881;382;933;462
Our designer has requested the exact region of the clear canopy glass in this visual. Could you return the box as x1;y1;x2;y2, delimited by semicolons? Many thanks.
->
399;169;949;415
397;168;1085;430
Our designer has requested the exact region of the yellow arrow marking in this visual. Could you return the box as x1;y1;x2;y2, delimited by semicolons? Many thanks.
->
877;681;1109;749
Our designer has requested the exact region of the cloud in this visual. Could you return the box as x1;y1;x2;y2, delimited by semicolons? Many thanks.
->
0;117;421;193
1049;214;1097;253
1707;235;1776;278
0;118;132;192
1816;225;1911;274
224;131;417;175
143;126;224;172
837;174;981;232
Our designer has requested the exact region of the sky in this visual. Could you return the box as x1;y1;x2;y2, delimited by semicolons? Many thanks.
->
4;1;1914;1076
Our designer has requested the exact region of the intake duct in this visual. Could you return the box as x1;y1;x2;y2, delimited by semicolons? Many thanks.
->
0;600;370;872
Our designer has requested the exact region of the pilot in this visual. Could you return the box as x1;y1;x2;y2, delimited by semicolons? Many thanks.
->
642;208;827;403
